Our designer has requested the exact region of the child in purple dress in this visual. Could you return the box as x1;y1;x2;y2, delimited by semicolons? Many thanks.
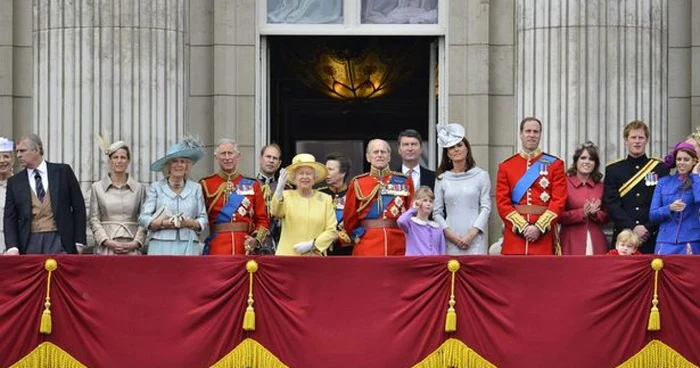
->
397;186;446;255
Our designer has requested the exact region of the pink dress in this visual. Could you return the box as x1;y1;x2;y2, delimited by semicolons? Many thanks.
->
559;176;609;255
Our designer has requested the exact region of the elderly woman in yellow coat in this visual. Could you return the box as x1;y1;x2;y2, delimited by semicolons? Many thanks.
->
271;153;337;256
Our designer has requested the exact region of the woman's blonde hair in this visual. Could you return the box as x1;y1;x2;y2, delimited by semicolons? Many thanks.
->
616;229;641;247
414;186;435;201
163;158;193;177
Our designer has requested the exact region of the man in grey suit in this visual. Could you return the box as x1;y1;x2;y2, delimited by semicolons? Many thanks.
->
4;134;86;255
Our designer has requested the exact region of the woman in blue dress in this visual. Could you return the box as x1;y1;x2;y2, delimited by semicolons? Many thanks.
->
139;138;208;255
650;141;700;255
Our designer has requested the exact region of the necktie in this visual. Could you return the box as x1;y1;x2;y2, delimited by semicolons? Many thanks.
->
34;170;45;202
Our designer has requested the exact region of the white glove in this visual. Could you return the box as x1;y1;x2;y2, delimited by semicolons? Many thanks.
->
293;240;314;255
274;168;288;200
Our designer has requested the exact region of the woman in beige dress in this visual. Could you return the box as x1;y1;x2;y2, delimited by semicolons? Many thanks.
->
89;141;147;255
0;137;14;253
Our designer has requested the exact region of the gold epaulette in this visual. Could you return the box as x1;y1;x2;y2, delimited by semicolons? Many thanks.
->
501;153;520;164
350;172;370;182
606;158;624;167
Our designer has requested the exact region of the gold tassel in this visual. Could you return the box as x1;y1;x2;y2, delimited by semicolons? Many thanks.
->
647;258;664;331
444;260;460;333
243;260;258;331
40;259;58;335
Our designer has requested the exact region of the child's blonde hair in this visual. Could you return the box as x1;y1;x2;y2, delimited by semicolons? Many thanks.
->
414;186;435;201
616;229;641;247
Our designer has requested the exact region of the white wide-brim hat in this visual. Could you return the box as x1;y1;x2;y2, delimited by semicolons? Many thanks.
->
437;123;466;148
286;153;328;185
150;137;204;172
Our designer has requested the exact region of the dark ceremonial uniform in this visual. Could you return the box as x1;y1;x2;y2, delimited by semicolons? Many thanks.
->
318;184;353;256
603;154;669;254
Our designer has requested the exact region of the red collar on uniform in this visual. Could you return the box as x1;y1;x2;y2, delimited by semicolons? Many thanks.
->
370;167;391;178
217;170;239;181
519;148;542;160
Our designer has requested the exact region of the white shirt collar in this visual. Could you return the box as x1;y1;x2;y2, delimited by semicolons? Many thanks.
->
29;160;47;175
410;216;440;228
402;164;420;175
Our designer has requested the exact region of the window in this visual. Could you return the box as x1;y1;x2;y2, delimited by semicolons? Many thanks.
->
261;0;445;35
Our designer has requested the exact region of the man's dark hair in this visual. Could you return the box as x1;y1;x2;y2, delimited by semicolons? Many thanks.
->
398;129;423;145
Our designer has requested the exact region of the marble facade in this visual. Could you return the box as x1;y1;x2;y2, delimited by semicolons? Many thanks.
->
0;0;698;243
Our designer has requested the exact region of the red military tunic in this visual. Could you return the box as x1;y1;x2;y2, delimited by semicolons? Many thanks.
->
344;167;414;256
200;171;269;255
496;149;567;255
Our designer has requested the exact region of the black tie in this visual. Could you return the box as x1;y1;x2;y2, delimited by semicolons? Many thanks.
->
34;170;45;202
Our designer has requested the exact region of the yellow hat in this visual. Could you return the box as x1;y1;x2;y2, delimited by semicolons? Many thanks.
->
285;153;328;184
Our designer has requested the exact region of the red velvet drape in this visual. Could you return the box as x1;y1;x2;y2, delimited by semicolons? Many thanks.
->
0;255;698;368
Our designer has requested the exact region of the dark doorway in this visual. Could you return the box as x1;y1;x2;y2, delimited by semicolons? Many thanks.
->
268;36;434;178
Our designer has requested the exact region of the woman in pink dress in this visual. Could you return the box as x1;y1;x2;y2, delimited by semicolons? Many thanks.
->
560;142;609;255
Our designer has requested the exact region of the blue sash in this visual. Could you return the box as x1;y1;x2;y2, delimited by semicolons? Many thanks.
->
366;175;408;220
354;175;409;241
205;178;255;255
511;154;556;204
214;178;255;224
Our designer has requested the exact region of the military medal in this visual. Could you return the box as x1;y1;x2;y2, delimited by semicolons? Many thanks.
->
237;207;247;216
645;172;658;186
540;191;550;202
538;177;550;189
395;196;403;207
241;197;250;208
539;162;549;176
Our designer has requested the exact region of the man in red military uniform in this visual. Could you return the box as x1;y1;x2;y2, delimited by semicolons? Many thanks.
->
344;139;414;256
200;139;269;255
496;117;567;255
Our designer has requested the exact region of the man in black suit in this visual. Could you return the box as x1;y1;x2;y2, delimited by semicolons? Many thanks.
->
396;129;435;190
4;134;86;255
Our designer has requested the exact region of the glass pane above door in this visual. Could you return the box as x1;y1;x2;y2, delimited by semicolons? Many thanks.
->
267;0;344;24
361;0;438;24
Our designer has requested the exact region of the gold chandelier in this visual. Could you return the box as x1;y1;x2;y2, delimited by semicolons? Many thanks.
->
283;38;422;101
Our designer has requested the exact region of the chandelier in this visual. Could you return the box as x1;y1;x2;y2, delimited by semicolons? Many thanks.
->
283;38;422;101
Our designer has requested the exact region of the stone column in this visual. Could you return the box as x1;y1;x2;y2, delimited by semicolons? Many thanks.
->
693;1;700;127
33;0;187;184
516;0;668;163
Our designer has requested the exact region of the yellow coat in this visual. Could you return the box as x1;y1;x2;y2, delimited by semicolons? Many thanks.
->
271;190;338;256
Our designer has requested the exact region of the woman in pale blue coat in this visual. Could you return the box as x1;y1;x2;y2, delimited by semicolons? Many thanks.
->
433;124;492;255
650;141;700;255
139;138;208;255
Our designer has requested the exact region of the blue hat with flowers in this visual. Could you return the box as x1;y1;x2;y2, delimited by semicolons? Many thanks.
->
150;136;204;172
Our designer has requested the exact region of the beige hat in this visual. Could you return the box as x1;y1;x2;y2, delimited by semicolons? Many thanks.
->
285;153;328;184
0;137;13;152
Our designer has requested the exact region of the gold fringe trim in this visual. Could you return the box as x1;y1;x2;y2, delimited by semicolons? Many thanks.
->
41;258;58;334
616;340;698;368
9;342;86;368
412;338;496;368
210;338;288;368
648;258;664;331
243;260;258;331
